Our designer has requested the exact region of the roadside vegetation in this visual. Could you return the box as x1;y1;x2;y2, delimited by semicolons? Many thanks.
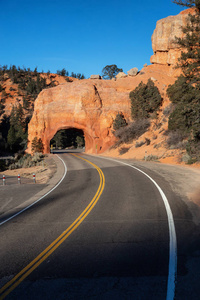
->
50;129;85;150
166;0;200;163
0;65;85;170
113;1;200;164
112;79;162;151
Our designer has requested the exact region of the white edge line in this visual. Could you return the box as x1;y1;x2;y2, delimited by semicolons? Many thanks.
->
97;156;177;300
0;155;67;226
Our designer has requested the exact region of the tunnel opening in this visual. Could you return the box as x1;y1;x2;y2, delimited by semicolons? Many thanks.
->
50;128;85;151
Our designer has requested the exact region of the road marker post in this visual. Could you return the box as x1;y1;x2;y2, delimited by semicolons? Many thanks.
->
145;151;147;161
18;174;21;185
33;173;36;184
3;174;5;185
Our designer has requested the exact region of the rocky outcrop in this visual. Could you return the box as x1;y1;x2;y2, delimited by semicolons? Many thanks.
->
27;9;192;154
27;64;176;154
90;74;102;79
27;80;130;154
116;72;127;79
151;8;195;66
127;67;138;76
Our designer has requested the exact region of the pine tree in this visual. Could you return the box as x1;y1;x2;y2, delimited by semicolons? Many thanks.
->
7;125;16;151
173;0;200;9
173;0;200;86
113;113;127;131
31;137;44;153
130;79;162;119
102;65;123;80
8;104;27;152
166;0;200;161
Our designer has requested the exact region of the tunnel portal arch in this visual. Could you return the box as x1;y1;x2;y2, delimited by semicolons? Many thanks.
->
50;128;85;149
26;80;126;154
44;123;100;154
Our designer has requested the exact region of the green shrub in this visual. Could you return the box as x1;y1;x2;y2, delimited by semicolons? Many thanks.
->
135;140;145;148
31;137;44;153
114;119;150;145
186;139;200;163
8;152;45;169
130;79;162;119
166;130;187;149
119;147;130;155
145;155;159;161
145;138;151;145
113;112;127;131
0;159;6;171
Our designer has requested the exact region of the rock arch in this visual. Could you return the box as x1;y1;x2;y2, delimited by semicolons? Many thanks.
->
27;80;131;154
48;123;97;153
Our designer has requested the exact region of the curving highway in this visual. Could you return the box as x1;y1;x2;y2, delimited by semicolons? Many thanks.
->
0;151;200;299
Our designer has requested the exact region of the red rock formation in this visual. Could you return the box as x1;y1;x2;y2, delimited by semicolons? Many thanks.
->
27;65;176;154
151;8;196;67
27;8;193;154
27;80;131;154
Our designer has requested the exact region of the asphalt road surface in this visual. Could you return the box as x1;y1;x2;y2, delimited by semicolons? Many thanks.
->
0;151;200;299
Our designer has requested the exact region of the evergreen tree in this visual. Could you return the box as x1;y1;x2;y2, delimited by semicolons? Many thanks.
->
173;0;200;9
166;0;200;161
113;113;127;131
173;0;200;85
130;79;162;119
31;137;44;153
7;125;16;151
102;65;123;80
75;135;85;148
7;104;27;152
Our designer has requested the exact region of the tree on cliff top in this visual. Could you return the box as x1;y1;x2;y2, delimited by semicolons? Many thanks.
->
102;64;123;80
173;0;200;9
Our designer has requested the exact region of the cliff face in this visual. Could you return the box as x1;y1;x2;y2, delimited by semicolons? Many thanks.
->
27;66;175;154
151;8;195;66
27;9;192;154
27;80;130;153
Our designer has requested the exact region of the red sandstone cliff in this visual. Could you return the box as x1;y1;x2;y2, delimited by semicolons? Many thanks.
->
151;8;195;68
27;65;175;154
25;8;193;157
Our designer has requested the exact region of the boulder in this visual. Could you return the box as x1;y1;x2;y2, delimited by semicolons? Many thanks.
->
127;67;138;76
90;74;102;79
116;72;127;79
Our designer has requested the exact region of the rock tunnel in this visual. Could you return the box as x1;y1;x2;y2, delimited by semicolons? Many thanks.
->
26;80;130;154
50;128;85;149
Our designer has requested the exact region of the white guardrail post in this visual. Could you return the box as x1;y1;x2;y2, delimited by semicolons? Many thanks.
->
3;174;6;185
33;173;36;184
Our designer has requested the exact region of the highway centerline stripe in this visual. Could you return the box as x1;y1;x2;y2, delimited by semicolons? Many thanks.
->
0;154;105;299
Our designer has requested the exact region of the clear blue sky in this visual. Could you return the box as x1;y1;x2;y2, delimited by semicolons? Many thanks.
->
0;0;184;78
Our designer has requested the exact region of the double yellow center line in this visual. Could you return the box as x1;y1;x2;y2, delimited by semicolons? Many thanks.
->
0;154;105;299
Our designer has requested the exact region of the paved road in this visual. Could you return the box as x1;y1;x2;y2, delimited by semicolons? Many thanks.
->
0;152;200;299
